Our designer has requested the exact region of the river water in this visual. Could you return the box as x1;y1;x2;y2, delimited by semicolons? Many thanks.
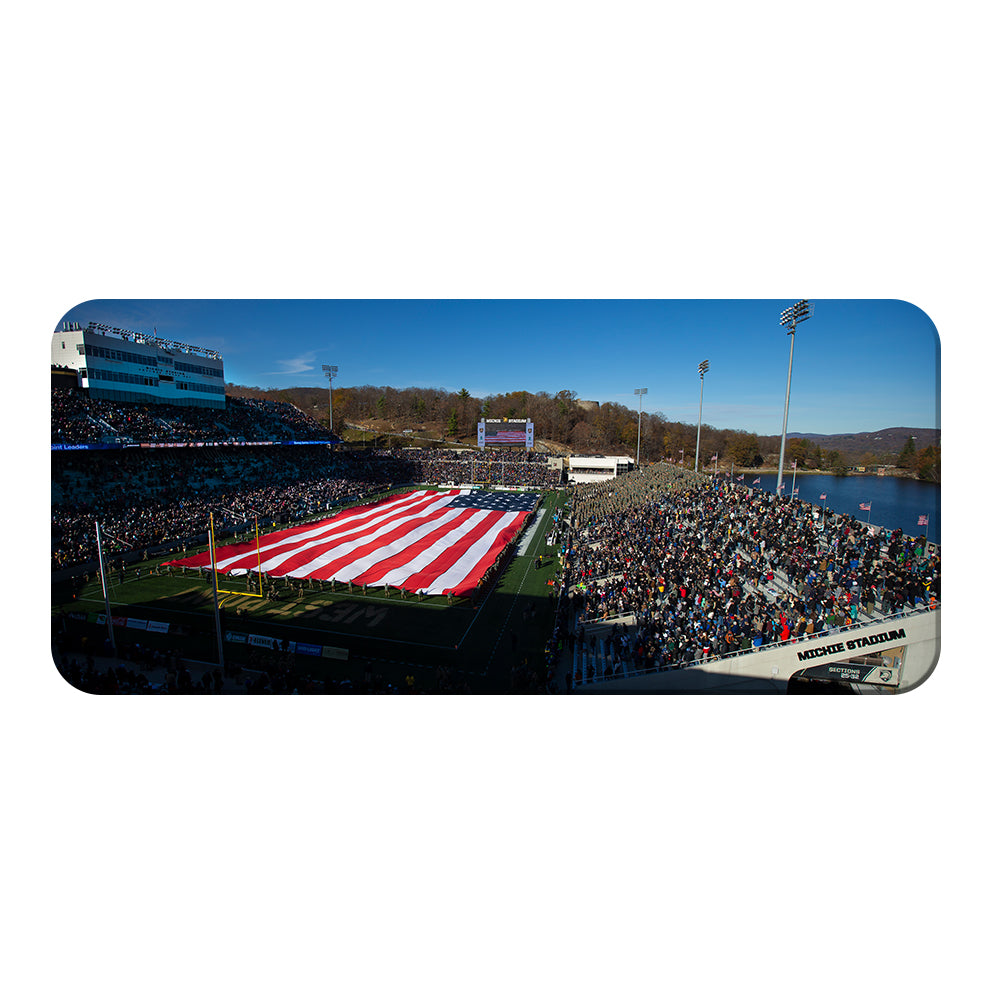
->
737;473;941;545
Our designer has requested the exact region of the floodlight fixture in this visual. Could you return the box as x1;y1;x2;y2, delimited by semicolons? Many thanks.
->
776;300;813;496
695;360;710;473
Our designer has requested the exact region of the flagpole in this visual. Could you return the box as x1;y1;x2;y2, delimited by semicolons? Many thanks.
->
95;520;117;655
791;460;797;500
208;512;225;672
254;514;263;596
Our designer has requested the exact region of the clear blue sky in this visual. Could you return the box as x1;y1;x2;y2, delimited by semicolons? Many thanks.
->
55;299;939;436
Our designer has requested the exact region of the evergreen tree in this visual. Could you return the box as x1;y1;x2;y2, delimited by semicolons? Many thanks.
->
898;435;917;469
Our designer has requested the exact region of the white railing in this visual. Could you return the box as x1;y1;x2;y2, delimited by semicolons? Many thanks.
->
572;602;938;688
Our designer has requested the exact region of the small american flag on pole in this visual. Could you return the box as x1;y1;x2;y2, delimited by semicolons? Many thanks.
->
753;477;760;484
738;474;745;481
859;502;871;511
917;514;929;526
819;493;827;500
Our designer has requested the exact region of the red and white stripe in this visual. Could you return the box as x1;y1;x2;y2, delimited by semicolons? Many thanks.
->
163;490;528;597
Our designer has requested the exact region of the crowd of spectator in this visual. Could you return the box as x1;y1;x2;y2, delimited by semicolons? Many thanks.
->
413;448;562;488
554;464;941;680
51;388;332;445
51;448;396;568
52;443;562;570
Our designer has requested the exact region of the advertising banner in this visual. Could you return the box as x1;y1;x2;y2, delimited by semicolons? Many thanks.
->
56;440;332;452
248;634;280;650
50;442;118;451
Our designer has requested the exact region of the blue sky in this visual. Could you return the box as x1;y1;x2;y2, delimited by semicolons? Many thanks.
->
55;299;940;436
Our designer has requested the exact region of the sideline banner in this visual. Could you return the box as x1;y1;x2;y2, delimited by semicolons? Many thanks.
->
51;442;118;451
249;634;281;650
53;439;334;452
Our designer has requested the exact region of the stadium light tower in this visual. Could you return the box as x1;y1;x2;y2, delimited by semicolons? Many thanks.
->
694;359;709;473
776;300;813;497
322;364;338;436
323;363;338;461
634;387;647;468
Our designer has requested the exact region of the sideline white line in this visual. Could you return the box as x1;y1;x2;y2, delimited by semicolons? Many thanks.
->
516;512;545;556
454;503;555;652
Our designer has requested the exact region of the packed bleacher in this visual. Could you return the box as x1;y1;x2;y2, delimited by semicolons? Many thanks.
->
51;448;398;569
553;464;941;682
51;392;564;570
51;388;332;445
383;447;562;489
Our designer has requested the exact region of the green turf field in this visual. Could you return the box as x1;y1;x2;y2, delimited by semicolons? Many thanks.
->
52;489;569;692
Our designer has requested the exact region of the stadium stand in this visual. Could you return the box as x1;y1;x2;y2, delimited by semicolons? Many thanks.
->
552;465;941;685
51;391;563;570
51;388;331;445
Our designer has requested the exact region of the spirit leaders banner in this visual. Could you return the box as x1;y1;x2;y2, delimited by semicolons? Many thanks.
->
163;489;538;597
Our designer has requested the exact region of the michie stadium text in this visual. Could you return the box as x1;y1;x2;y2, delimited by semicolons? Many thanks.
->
796;629;906;662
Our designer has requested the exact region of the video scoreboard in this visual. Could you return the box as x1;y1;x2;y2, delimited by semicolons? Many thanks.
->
478;417;534;449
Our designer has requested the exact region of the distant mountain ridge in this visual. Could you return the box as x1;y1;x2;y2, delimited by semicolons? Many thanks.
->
784;427;940;455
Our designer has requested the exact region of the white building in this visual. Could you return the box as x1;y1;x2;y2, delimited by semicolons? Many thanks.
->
51;321;225;409
567;454;631;484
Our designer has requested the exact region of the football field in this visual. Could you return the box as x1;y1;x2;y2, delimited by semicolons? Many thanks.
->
51;489;569;691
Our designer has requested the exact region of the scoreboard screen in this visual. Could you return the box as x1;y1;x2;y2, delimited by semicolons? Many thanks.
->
478;418;534;449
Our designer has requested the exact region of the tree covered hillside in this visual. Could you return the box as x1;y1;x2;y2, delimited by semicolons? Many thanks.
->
225;382;940;479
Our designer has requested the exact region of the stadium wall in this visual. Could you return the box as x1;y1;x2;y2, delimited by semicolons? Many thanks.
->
51;324;225;409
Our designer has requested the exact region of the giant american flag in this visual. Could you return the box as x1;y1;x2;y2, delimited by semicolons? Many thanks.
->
163;489;538;597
